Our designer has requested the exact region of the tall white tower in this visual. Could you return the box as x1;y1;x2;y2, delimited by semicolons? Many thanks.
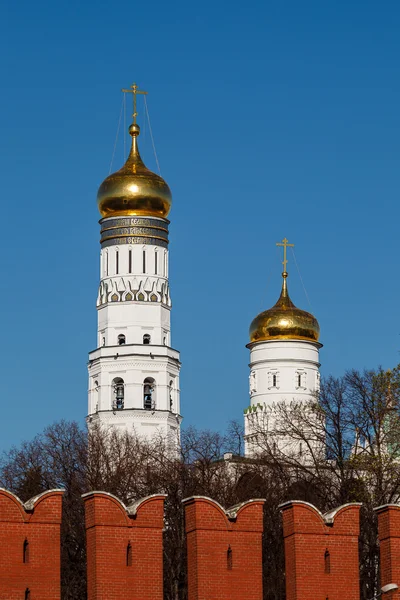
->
87;86;181;444
244;239;322;458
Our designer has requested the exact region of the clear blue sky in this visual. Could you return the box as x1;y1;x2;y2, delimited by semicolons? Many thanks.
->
1;0;399;451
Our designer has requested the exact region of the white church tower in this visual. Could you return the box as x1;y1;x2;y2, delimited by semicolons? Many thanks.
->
87;84;181;445
244;239;322;458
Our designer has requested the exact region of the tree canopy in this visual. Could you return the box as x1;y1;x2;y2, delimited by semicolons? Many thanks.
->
2;365;400;600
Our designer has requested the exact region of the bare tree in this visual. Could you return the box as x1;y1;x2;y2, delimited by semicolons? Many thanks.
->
1;367;399;600
244;366;400;599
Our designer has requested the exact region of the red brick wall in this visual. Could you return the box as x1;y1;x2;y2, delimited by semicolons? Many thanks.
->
183;496;265;600
83;491;166;600
281;501;361;600
376;504;400;600
0;488;64;600
2;489;391;600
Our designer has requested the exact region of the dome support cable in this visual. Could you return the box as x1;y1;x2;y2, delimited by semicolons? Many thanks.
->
109;95;124;175
144;95;161;175
142;96;147;148
290;248;313;312
123;92;127;161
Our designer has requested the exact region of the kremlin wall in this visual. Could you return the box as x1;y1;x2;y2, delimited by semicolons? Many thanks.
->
1;487;400;600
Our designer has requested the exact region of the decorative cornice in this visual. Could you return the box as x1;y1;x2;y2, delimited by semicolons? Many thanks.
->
100;216;169;249
249;357;321;369
89;360;180;370
97;276;171;307
88;408;182;423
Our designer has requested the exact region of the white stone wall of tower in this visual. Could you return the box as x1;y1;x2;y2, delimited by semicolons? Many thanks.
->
97;243;171;347
244;340;322;458
87;216;181;445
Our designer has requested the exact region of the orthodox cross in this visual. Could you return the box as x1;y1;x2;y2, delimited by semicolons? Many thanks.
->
121;83;148;124
276;237;294;273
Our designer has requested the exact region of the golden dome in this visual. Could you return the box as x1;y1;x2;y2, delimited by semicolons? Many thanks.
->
249;272;320;343
97;123;172;219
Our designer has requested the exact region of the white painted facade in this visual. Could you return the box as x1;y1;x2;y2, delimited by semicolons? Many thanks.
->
244;339;322;458
87;218;181;446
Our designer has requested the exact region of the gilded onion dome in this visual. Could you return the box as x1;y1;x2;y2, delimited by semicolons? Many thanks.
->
249;272;320;343
97;123;172;219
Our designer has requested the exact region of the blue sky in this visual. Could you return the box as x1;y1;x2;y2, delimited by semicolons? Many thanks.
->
0;0;399;451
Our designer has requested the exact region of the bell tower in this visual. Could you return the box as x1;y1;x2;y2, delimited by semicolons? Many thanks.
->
87;84;181;445
244;239;322;459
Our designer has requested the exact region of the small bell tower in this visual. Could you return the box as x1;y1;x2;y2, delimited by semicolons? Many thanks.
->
244;239;322;459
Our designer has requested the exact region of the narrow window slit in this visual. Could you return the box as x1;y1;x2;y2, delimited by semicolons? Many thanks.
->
227;545;233;570
126;542;132;566
324;549;330;574
23;539;29;564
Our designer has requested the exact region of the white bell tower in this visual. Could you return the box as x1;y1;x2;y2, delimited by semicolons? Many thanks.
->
244;239;322;459
87;84;181;445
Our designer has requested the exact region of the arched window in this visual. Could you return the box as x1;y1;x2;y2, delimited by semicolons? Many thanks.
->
296;371;306;389
126;542;132;567
93;380;99;412
142;248;146;273
128;249;132;273
23;539;29;563
227;545;233;570
112;377;124;410
118;334;126;346
249;371;256;394
316;371;321;391
105;250;109;276
164;251;167;277
169;380;174;411
25;589;30;600
155;249;158;274
163;336;166;345
268;370;279;389
143;334;151;345
143;377;155;410
115;248;119;274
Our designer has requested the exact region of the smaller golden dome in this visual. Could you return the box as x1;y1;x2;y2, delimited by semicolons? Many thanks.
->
249;272;320;343
97;123;172;219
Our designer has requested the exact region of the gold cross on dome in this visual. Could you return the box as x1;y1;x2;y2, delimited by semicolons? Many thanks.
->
276;237;294;273
121;83;148;124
